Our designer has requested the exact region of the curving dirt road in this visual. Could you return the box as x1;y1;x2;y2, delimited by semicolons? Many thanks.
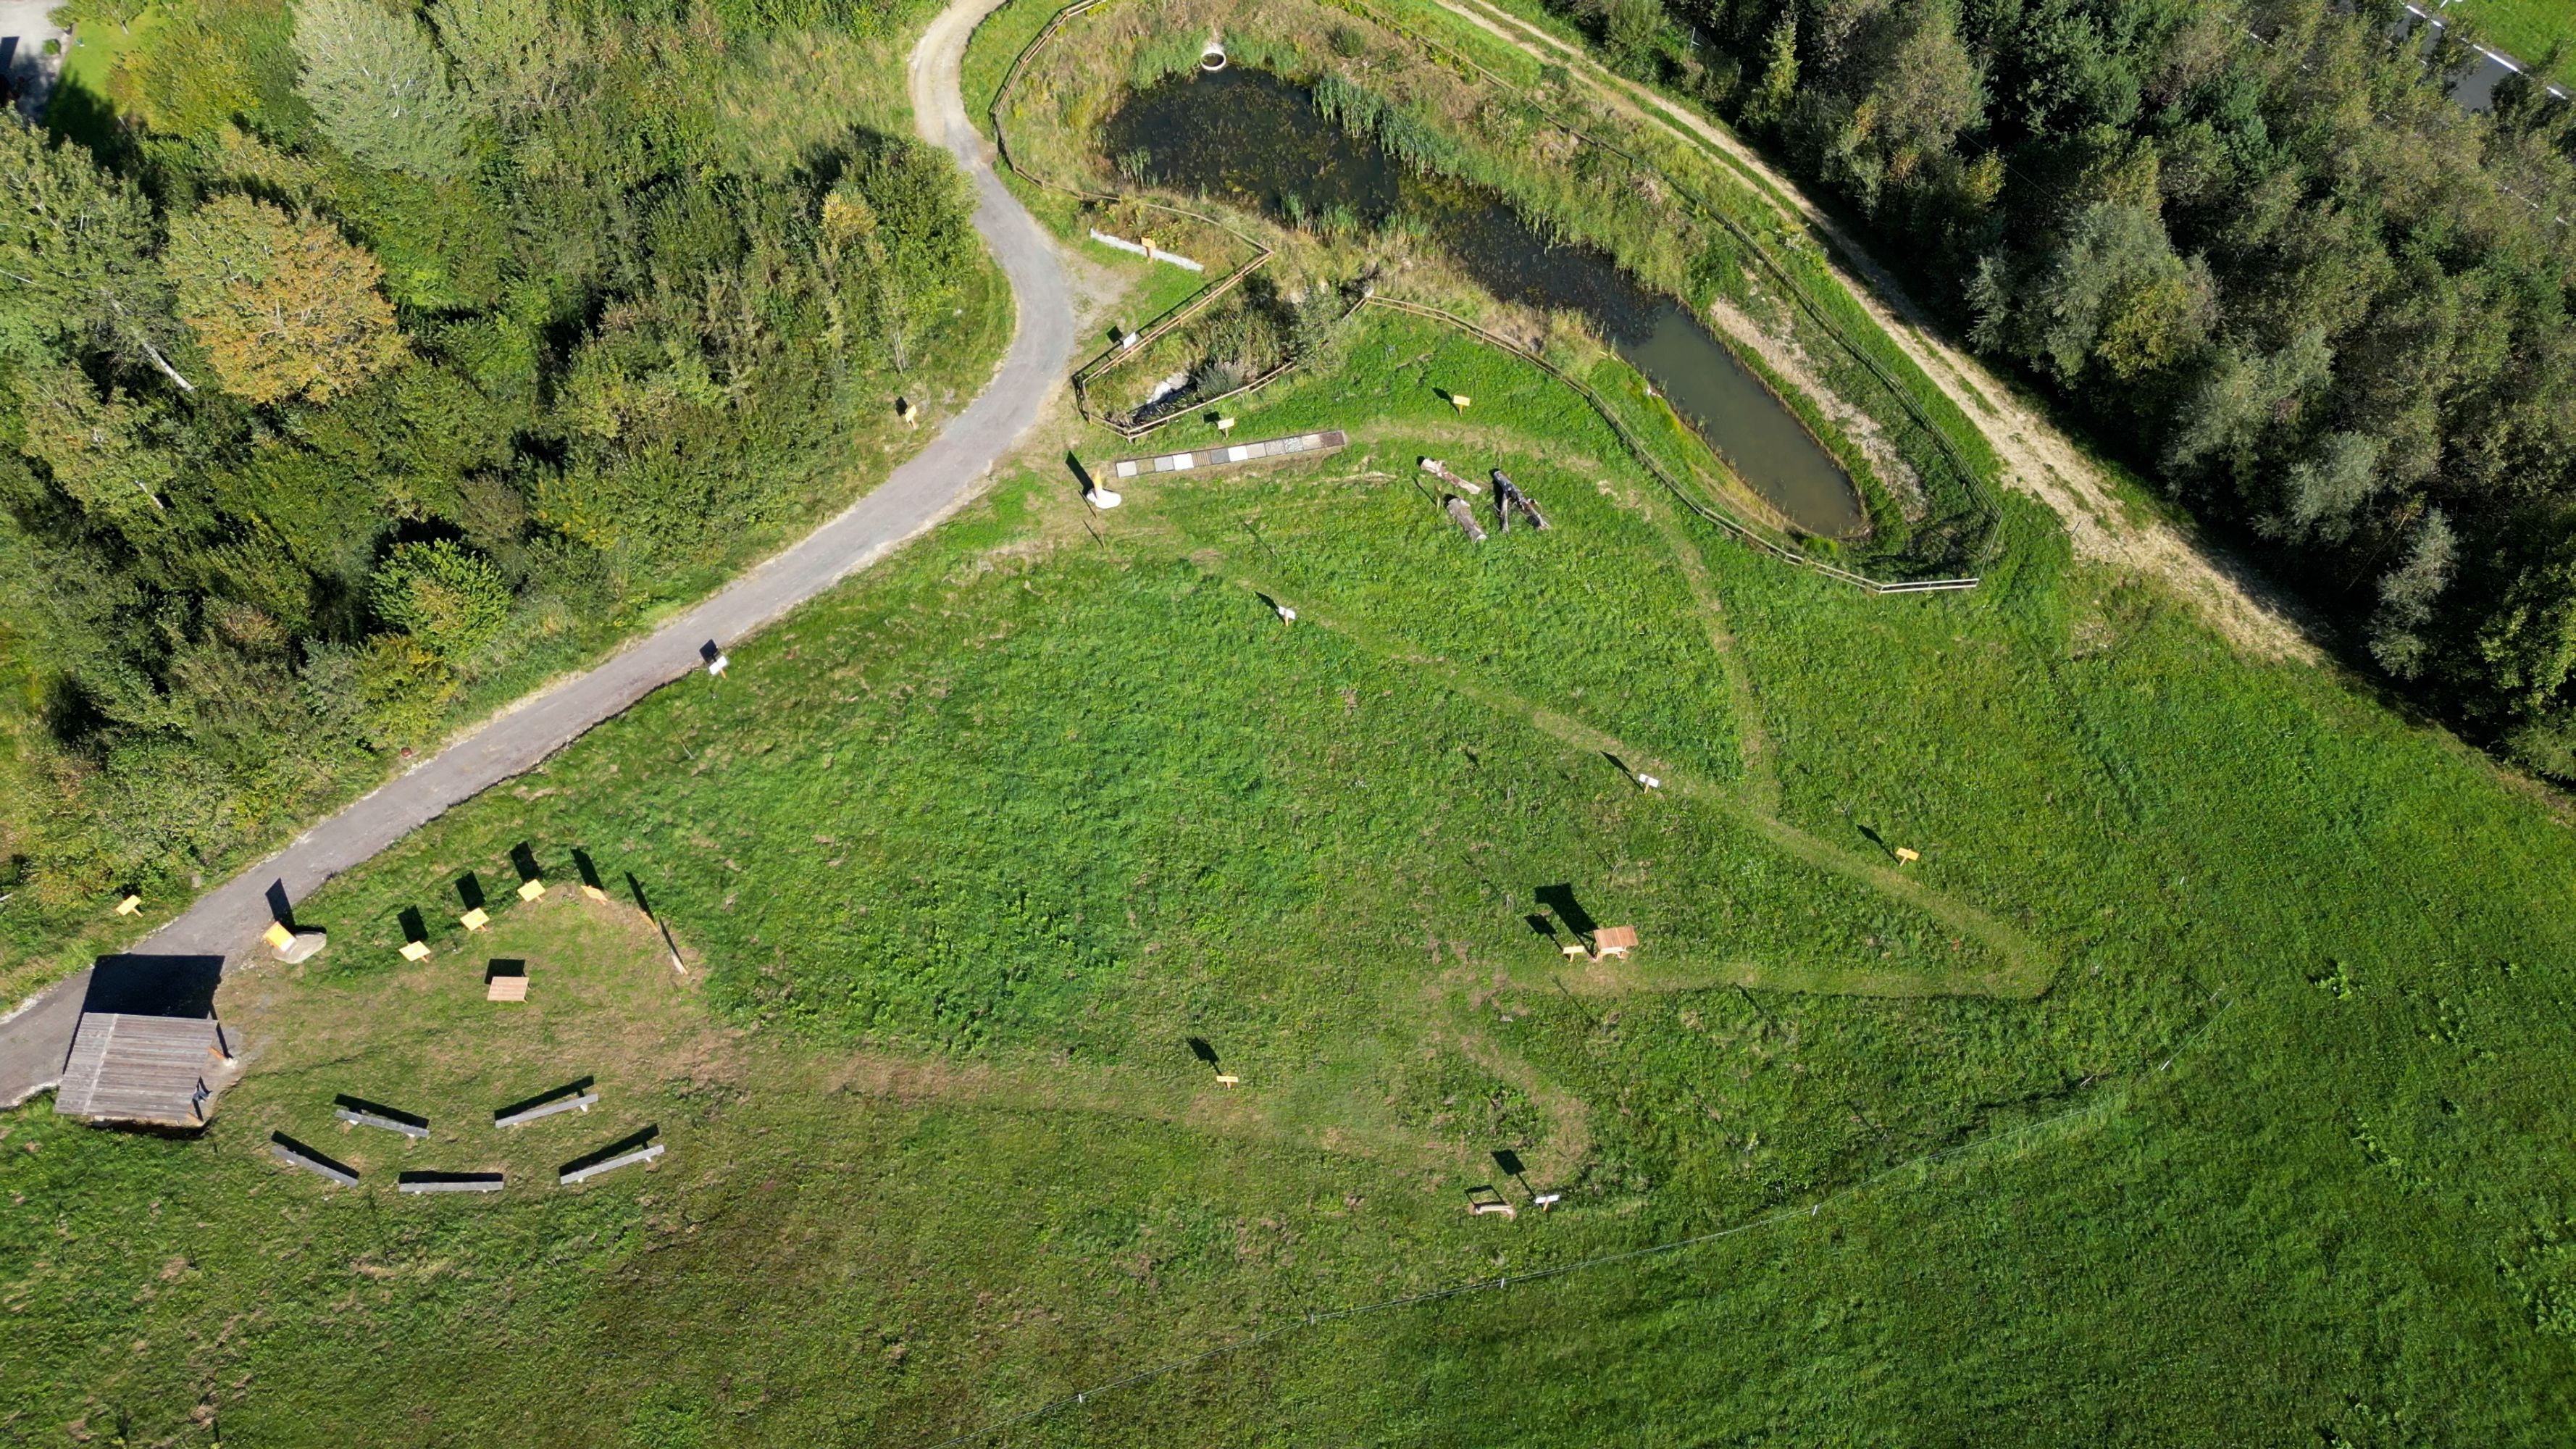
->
0;0;1074;1110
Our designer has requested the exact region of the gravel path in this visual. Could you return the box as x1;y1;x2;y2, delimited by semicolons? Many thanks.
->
0;0;1073;1109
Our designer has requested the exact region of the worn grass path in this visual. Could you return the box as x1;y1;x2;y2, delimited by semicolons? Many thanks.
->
1163;511;2055;998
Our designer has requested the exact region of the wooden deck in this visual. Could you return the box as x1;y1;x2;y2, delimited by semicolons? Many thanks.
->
54;1014;230;1125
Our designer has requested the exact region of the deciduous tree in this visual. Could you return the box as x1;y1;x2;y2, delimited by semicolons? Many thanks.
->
164;194;406;406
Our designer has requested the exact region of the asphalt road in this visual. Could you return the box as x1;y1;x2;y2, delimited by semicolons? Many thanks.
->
0;0;1074;1108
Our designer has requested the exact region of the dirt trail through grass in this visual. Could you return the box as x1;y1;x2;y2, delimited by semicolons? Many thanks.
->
1428;0;2320;662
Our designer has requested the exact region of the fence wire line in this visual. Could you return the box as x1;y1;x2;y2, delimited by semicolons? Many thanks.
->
913;995;2235;1448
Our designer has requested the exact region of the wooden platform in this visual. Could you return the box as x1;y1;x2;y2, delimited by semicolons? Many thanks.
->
486;973;528;1002
1108;429;1347;480
54;1014;231;1126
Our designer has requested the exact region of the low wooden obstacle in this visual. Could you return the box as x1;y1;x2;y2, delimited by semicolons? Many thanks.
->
1418;457;1482;493
494;1079;597;1128
271;1132;359;1186
1443;496;1488;543
335;1095;430;1138
1492;470;1550;531
1107;429;1347;482
1465;1185;1518;1219
397;1171;505;1195
559;1129;663;1186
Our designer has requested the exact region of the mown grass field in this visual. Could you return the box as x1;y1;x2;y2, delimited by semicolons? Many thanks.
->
8;274;2576;1440
11;1;2576;1442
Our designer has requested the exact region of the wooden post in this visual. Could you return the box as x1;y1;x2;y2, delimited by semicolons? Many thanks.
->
114;894;141;916
1894;847;1920;864
1449;393;1471;414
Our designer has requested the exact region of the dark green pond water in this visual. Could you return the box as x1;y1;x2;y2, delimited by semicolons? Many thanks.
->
1101;66;1865;538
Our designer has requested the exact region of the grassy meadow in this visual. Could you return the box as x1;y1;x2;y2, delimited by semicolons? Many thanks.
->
9;1;2576;1443
8;277;2576;1440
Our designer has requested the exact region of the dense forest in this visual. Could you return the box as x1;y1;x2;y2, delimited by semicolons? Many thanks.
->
0;0;987;933
1571;0;2576;770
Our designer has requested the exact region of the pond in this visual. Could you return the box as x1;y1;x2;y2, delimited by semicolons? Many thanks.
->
1100;65;1865;538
